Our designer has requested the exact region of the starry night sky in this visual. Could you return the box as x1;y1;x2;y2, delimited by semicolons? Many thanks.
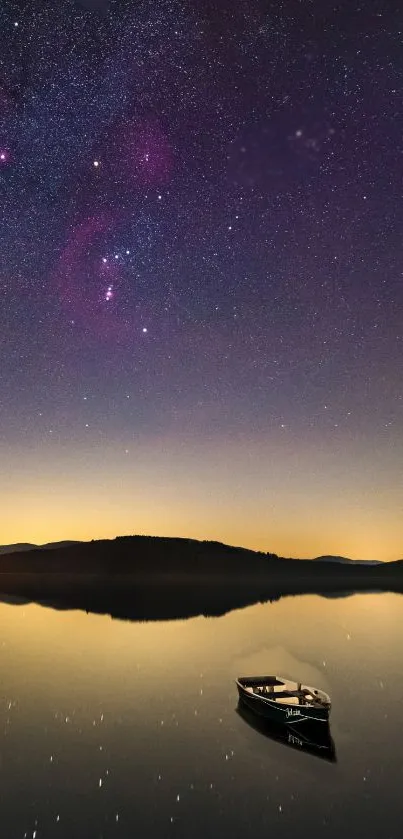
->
1;0;402;558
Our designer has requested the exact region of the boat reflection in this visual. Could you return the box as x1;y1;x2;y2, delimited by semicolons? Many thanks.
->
236;699;337;762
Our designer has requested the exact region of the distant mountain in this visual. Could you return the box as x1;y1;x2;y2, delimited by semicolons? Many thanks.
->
0;535;395;575
314;555;382;566
0;540;82;556
0;543;36;555
0;540;389;565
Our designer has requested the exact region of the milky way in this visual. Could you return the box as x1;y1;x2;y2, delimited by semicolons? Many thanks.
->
0;0;402;557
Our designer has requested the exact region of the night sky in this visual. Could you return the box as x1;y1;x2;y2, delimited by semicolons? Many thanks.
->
1;0;402;558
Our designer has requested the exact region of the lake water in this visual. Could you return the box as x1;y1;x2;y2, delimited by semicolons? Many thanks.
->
0;591;402;837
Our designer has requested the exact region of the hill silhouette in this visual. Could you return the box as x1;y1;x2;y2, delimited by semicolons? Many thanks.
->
0;538;391;565
0;543;35;555
0;540;81;556
314;555;382;565
0;535;402;622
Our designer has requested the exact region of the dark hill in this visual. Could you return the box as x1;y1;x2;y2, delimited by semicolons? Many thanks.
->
314;555;382;565
0;543;36;555
0;540;81;556
0;535;400;578
0;536;271;577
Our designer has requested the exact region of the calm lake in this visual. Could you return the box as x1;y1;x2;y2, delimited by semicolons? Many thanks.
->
0;591;401;837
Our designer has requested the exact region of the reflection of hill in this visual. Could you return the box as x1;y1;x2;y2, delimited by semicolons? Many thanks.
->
0;578;283;621
0;535;402;622
319;590;383;599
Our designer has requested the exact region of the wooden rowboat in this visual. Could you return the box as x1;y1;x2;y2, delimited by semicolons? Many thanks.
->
236;675;331;725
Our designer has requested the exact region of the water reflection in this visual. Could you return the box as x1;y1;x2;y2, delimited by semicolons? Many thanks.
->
0;573;402;623
236;700;337;762
0;593;402;837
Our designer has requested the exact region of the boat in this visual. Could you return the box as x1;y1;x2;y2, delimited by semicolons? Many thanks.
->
236;675;331;725
236;701;336;762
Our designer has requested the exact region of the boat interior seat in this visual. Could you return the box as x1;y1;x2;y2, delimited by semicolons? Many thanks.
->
252;687;326;707
257;689;305;698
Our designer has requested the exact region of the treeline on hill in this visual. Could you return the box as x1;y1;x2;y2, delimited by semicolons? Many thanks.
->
0;536;275;575
0;536;400;580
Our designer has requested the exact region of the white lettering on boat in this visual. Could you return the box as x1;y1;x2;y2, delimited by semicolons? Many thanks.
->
285;708;301;718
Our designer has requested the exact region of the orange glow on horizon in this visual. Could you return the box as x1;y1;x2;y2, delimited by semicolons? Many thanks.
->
1;431;401;561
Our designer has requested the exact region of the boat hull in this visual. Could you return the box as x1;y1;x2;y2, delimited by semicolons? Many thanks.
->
237;701;336;761
236;680;330;725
